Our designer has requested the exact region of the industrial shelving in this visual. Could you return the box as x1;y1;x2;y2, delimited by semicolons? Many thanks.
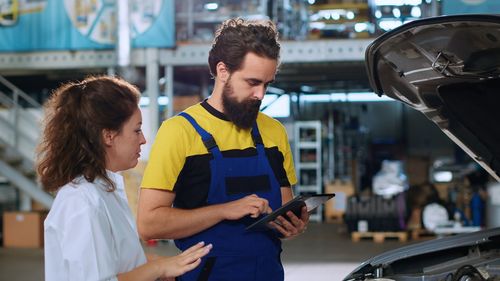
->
294;121;323;222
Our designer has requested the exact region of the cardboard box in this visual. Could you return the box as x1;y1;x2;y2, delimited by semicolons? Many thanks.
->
173;95;202;114
3;211;47;248
31;200;50;212
434;183;450;202
122;160;147;219
405;156;430;186
324;180;355;223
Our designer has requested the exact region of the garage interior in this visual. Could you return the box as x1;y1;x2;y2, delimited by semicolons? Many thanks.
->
1;1;499;280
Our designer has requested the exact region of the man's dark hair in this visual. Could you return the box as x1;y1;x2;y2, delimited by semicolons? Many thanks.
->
208;18;281;77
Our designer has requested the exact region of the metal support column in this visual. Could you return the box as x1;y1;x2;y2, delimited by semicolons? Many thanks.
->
146;48;159;135
327;110;335;182
201;75;210;99
116;0;131;67
187;0;194;39
107;67;116;76
259;0;268;15
19;192;31;211
165;65;174;118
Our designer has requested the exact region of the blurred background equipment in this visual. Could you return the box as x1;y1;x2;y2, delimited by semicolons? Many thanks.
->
372;160;408;198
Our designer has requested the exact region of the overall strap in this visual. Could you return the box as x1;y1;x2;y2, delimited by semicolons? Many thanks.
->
178;112;222;158
251;122;266;155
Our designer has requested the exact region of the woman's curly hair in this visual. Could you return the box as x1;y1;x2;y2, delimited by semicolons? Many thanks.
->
36;75;140;192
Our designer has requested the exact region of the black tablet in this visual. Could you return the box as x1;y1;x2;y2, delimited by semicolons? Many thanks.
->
245;193;335;231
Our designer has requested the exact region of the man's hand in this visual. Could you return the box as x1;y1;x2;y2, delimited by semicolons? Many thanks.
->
268;206;309;239
222;194;272;220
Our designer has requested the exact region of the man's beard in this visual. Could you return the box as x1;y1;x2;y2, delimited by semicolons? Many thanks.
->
222;81;262;129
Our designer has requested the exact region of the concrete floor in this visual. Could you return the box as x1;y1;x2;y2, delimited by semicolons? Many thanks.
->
0;223;413;281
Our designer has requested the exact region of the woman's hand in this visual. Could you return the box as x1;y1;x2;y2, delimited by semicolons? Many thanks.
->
157;241;212;278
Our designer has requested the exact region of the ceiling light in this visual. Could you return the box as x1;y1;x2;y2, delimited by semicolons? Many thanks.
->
261;94;290;118
294;92;395;103
411;6;421;17
204;3;218;11
379;20;403;31
354;23;368;32
267;86;285;95
374;0;403;5
374;0;422;5
392;8;401;18
405;0;423;5
140;96;169;106
309;22;326;29
432;171;453;183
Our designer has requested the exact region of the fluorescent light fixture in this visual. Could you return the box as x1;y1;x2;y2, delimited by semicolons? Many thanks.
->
300;85;315;92
261;94;290;118
314;9;356;21
433;171;453;183
308;0;316;4
261;94;278;109
392;7;401;17
343;93;393;102
309;22;326;29
310;13;321;21
374;0;422;5
303;94;332;102
411;6;421;17
267;86;285;95
295;92;394;103
374;0;402;5
355;23;368;32
204;2;219;11
405;0;423;5
375;10;382;18
140;96;169;106
379;19;403;31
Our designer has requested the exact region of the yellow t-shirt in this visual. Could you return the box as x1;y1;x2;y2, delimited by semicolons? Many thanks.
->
141;101;297;209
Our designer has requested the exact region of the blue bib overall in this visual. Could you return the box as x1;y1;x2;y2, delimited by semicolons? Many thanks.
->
176;112;284;281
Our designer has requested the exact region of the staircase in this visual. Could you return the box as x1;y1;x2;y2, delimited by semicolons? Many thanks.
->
0;75;53;210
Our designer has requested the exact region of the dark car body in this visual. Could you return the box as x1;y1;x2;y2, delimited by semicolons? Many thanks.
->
345;15;500;280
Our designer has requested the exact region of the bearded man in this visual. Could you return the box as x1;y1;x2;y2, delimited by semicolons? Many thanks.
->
137;18;309;281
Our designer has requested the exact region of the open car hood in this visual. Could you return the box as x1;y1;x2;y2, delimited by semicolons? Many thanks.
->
344;227;500;280
365;14;500;181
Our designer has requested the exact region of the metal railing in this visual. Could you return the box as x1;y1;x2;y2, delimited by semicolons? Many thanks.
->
0;75;42;152
0;75;52;209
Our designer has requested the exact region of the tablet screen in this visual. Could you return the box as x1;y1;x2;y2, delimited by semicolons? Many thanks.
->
245;193;335;231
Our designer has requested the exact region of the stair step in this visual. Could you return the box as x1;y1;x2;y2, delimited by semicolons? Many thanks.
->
4;155;23;166
22;169;37;179
0;140;6;152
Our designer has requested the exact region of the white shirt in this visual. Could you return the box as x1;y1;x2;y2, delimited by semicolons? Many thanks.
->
44;171;147;281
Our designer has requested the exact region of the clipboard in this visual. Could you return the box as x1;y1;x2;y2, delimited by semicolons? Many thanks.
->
245;193;335;231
